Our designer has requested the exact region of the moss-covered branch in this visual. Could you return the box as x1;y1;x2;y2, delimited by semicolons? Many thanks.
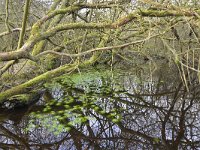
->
0;50;33;61
5;0;10;32
0;0;31;75
139;9;197;17
0;3;200;106
1;7;199;63
37;36;153;58
30;3;117;36
17;0;31;49
0;30;110;103
1;7;198;63
0;63;78;102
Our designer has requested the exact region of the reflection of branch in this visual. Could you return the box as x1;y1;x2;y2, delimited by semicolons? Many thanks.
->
117;122;155;143
0;125;31;150
0;143;21;149
173;100;186;148
161;82;183;146
89;102;156;143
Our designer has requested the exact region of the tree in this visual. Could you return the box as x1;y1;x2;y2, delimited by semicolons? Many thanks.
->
1;0;200;149
0;0;199;102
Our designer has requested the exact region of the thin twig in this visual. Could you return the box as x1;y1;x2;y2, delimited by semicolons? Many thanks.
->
37;34;160;58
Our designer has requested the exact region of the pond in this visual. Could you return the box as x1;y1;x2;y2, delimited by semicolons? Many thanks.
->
0;62;200;150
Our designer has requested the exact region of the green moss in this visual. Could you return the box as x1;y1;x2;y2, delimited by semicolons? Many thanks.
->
30;24;40;36
8;94;30;103
32;40;46;56
1;72;14;80
139;9;186;17
0;63;77;102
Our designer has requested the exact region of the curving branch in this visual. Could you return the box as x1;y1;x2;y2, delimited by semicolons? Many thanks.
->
30;3;119;33
1;7;199;63
37;34;158;58
1;6;200;101
0;27;31;38
0;63;78;102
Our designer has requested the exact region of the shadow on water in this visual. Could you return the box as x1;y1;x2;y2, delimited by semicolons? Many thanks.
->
0;63;200;150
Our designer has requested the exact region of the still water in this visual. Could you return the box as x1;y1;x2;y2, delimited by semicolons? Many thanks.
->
0;63;200;150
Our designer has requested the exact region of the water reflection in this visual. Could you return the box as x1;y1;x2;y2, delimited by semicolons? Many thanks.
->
0;65;200;150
